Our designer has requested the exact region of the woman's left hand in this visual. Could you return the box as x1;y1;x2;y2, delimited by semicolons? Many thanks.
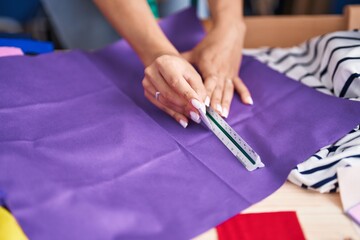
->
182;22;253;118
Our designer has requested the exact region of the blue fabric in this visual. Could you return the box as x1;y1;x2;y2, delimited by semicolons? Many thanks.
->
0;38;53;54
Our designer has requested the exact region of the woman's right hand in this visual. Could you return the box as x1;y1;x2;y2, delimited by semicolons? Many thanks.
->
95;0;209;128
142;54;209;128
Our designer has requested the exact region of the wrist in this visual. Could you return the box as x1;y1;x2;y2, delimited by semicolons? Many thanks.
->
210;20;246;44
141;46;180;66
213;17;246;33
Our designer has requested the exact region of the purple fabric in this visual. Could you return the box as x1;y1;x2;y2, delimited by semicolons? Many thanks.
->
1;8;360;240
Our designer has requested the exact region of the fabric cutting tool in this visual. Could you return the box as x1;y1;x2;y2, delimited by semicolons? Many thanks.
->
199;107;264;171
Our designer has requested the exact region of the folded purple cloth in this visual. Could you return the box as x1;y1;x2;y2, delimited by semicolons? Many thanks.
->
1;8;360;240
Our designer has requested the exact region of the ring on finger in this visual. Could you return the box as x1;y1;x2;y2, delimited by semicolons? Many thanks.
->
155;91;161;101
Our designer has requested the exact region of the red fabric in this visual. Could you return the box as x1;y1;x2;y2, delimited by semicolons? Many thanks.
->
216;211;306;240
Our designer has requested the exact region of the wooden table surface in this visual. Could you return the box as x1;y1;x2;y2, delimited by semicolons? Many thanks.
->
194;181;360;240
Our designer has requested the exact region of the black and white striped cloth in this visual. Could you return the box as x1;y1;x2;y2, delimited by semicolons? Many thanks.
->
244;30;360;193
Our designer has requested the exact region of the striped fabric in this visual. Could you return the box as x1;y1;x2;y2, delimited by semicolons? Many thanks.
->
243;30;360;193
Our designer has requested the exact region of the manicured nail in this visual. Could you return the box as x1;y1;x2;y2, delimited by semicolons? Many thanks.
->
247;96;254;105
216;104;222;114
191;99;206;114
190;111;200;122
199;110;212;129
179;119;188;128
205;96;210;107
222;108;229;118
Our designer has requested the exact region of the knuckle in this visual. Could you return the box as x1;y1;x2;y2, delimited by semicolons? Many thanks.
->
205;81;216;91
215;84;223;91
170;111;177;119
204;75;216;85
212;97;221;103
160;98;172;107
191;73;202;83
142;79;148;88
154;55;169;67
206;87;213;94
144;67;152;79
182;89;191;99
222;99;231;106
154;57;162;67
226;83;234;90
208;75;218;82
168;77;180;88
166;94;177;104
226;78;234;84
161;91;171;101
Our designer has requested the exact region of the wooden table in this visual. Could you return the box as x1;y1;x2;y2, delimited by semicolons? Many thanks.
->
194;181;360;240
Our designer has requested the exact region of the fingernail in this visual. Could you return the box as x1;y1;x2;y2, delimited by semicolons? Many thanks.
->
198;107;212;129
205;96;210;107
222;108;229;118
179;119;188;128
191;99;206;114
216;104;222;114
190;111;200;122
247;96;254;105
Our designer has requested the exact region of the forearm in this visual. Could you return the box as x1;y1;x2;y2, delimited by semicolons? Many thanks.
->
94;0;178;66
207;0;245;28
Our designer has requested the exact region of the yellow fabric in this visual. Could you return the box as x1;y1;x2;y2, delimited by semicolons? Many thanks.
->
0;207;27;240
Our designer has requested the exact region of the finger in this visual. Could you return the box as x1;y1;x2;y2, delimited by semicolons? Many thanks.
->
144;66;187;108
143;78;189;118
210;76;225;115
144;87;185;114
182;50;211;100
221;78;234;118
183;104;202;124
144;91;189;128
142;77;157;93
204;76;218;106
233;77;253;105
183;69;208;104
156;62;206;114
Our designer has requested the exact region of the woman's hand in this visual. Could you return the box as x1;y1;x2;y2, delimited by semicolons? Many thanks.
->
182;22;252;118
95;0;209;128
142;54;208;128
